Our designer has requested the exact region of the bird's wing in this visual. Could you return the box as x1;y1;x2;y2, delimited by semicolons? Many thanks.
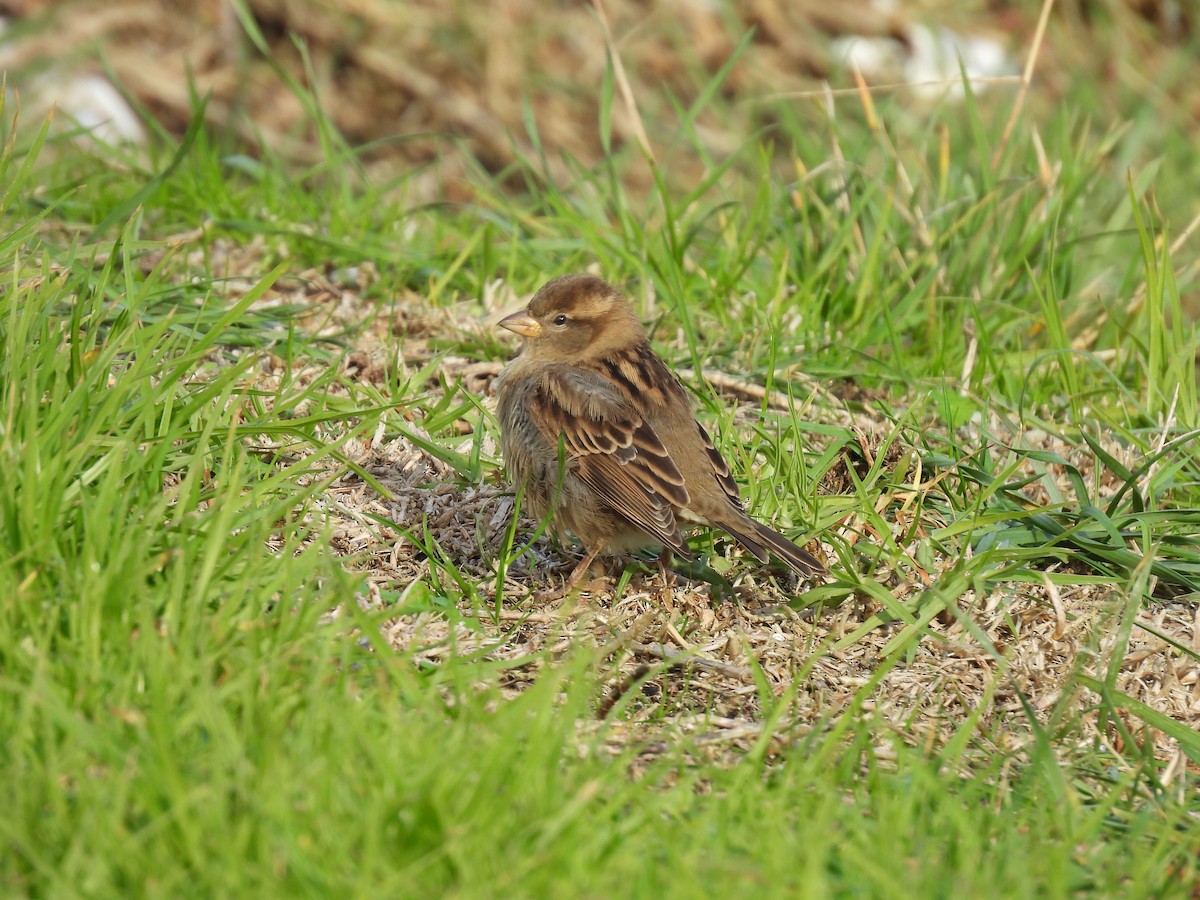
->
694;419;743;509
530;365;690;552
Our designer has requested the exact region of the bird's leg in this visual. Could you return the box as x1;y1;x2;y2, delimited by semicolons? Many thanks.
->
534;541;605;602
564;541;605;592
658;548;675;612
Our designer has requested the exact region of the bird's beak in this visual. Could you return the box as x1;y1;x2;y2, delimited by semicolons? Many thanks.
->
498;309;542;338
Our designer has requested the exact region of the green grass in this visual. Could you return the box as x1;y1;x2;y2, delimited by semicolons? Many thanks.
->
3;15;1200;897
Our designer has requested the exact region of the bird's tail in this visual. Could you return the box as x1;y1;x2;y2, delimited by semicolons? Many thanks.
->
725;516;826;578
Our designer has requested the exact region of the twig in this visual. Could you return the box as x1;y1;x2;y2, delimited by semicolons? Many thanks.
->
592;0;656;165
677;367;835;412
991;0;1056;169
596;664;652;719
628;640;754;682
1041;571;1067;641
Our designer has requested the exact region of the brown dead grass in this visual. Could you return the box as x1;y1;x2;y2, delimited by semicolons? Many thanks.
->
232;254;1200;778
341;429;1197;771
2;0;1193;201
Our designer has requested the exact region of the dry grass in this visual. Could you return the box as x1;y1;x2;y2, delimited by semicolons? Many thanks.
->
234;262;1200;778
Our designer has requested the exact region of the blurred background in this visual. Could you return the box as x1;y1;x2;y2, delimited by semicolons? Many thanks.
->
1;0;1194;207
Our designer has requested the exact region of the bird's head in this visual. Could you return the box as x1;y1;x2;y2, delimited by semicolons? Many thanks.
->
498;274;646;362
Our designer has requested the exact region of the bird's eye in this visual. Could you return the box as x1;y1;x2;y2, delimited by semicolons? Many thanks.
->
552;314;568;326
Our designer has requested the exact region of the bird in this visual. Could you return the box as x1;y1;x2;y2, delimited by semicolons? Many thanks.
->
494;273;826;595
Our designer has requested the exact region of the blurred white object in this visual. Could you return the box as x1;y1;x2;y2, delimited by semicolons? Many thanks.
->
0;15;145;146
906;25;1014;99
833;23;1016;101
49;73;146;145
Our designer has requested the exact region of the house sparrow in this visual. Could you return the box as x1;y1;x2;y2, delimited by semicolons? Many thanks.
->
495;274;826;593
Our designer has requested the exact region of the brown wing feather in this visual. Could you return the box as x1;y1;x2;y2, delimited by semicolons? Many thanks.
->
603;345;744;511
695;420;743;509
529;365;690;551
576;455;688;554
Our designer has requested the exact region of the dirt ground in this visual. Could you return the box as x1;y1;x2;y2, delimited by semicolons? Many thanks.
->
249;253;1198;777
